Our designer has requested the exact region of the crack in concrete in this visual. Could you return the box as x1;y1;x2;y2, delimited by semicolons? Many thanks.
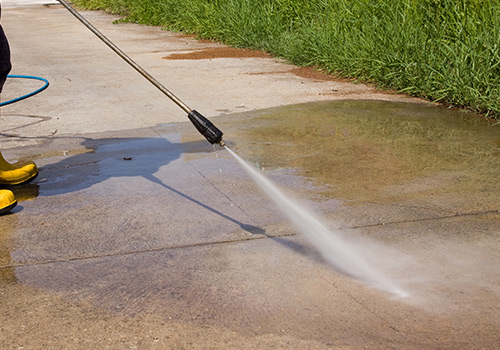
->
321;275;409;343
187;159;253;220
3;210;496;270
0;232;296;270
347;209;500;230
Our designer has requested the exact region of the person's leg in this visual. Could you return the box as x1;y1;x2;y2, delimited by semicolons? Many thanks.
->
0;23;17;215
0;24;12;93
0;22;36;215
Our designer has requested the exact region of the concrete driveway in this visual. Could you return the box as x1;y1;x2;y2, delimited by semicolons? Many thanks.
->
1;2;499;349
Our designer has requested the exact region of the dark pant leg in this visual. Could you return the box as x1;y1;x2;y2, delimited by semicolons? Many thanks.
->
0;24;12;93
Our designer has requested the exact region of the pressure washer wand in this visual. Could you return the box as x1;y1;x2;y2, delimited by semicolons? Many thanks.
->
57;0;224;146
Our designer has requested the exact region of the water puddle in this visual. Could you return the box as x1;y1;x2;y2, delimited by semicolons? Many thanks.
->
219;100;499;212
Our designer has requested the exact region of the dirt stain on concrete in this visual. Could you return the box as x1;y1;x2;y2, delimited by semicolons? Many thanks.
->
162;46;349;83
163;47;270;60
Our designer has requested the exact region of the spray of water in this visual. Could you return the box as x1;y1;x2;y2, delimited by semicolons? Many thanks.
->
225;146;408;298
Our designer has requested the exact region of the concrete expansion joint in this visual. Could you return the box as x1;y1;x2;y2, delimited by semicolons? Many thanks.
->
0;232;297;270
348;209;500;230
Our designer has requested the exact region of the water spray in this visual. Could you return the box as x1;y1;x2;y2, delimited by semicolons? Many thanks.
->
57;0;224;146
224;146;408;297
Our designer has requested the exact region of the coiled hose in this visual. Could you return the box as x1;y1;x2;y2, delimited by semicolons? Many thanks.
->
0;74;49;106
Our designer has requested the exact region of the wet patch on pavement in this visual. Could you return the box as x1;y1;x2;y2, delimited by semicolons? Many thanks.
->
218;100;499;213
1;100;499;349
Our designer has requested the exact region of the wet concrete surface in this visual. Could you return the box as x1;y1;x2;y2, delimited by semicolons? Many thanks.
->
1;3;500;350
1;101;499;349
221;100;500;214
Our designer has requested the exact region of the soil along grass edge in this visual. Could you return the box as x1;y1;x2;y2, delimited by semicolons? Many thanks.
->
74;0;500;119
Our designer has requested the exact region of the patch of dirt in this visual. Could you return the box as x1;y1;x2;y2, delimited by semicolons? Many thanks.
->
162;44;358;84
163;47;270;60
162;43;407;97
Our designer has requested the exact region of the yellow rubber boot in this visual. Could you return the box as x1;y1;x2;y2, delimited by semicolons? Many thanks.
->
0;151;38;185
0;189;17;215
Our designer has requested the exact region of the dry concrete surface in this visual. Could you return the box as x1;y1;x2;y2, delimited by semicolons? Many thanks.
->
1;2;499;350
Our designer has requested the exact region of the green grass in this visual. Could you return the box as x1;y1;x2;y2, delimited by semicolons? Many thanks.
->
74;0;500;119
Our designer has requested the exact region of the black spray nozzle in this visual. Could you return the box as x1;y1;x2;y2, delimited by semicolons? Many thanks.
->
188;110;224;145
